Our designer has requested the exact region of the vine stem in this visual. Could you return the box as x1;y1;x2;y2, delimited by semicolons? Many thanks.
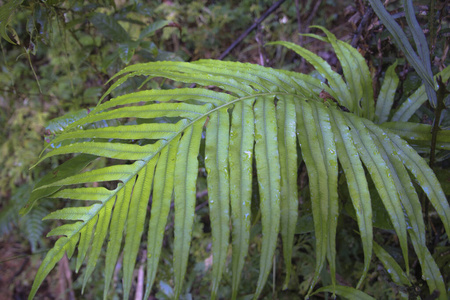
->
429;76;448;169
24;47;42;94
217;0;287;60
426;76;448;250
428;0;436;55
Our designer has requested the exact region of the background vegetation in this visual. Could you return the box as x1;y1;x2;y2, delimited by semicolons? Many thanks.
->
0;0;448;299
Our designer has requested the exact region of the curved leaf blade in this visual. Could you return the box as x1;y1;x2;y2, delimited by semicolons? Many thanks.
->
375;61;399;124
229;100;255;299
144;140;179;299
276;96;298;288
313;285;376;300
21;154;97;215
344;114;409;271
391;66;450;122
205;108;231;299
329;108;373;288
386;132;450;239
90;12;130;43
103;182;134;299
173;122;204;299
82;198;114;291
122;160;157;299
253;96;281;299
297;100;338;295
267;41;353;112
314;26;374;119
28;236;79;300
367;0;435;101
373;241;410;286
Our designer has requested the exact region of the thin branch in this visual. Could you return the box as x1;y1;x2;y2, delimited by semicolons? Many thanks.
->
304;0;322;33
351;6;373;48
295;0;303;46
428;0;436;55
190;0;287;88
429;76;448;169
217;0;287;60
24;47;42;94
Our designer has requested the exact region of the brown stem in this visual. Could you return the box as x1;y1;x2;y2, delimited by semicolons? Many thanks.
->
428;0;436;55
217;0;287;60
429;76;448;169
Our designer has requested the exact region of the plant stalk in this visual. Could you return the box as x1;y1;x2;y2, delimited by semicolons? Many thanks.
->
429;76;448;169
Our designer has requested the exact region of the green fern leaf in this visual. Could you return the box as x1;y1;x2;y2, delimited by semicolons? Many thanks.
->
229;99;254;299
373;241;411;286
123;161;157;299
375;61;399;124
144;140;179;299
276;96;298;289
391;65;450;122
267;41;354;112
253;96;281;298
173;122;204;299
310;26;375;120
23;36;450;300
313;285;376;300
328;109;373;288
104;182;134;298
297;100;339;297
205;108;230;299
381;122;450;150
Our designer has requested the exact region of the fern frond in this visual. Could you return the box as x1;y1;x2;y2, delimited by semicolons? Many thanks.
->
391;65;450;122
205;108;230;299
375;61;399;124
23;32;450;300
296;99;339;296
229;99;254;298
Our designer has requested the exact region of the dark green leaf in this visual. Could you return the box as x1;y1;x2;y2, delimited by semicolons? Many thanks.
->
90;12;130;43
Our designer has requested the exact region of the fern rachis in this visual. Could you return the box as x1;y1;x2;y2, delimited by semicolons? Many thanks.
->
22;28;450;300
